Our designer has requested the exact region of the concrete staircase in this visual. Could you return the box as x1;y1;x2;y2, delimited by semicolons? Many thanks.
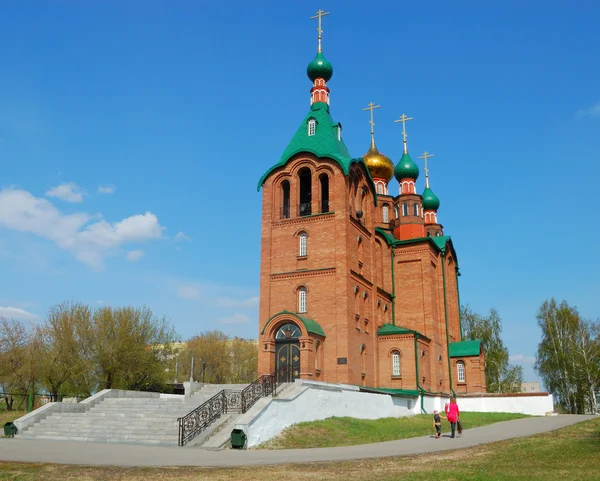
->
17;384;248;446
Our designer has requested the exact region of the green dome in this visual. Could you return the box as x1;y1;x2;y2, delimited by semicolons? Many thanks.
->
307;52;333;82
394;152;419;181
422;187;440;211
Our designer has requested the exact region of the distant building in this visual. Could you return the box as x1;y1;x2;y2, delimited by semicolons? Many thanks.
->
521;382;540;393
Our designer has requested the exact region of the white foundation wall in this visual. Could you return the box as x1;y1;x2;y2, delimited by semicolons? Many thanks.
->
458;394;554;416
247;382;418;447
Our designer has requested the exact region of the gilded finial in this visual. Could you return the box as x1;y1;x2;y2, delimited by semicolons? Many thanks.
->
418;151;434;188
310;9;330;53
362;102;381;147
394;114;414;154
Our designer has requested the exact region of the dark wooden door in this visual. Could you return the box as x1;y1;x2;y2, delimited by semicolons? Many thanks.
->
276;342;300;383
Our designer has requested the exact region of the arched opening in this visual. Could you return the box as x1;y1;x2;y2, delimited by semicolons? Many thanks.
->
308;119;316;136
299;232;307;257
314;339;321;372
457;361;466;383
319;173;330;213
298;168;312;216
298;286;307;313
281;180;290;219
392;350;401;377
413;203;419;216
402;203;409;216
360;344;367;378
382;204;389;223
275;323;301;383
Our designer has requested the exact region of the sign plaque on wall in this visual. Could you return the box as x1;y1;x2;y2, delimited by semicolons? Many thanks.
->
337;357;347;365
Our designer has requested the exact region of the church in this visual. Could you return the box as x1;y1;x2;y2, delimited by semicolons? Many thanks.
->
256;12;486;396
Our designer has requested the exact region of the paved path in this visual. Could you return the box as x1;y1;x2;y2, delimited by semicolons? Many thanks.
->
0;415;595;467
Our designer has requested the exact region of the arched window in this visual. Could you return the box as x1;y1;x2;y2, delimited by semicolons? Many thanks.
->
457;361;465;383
402;203;409;216
275;323;301;340
298;287;307;313
308;119;316;136
392;351;401;376
360;344;366;375
394;206;399;219
382;205;389;223
413;203;419;216
377;183;383;195
281;180;290;219
319;173;329;213
299;168;312;216
299;232;307;257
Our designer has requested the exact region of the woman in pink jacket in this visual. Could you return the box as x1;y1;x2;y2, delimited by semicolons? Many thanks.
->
445;397;460;438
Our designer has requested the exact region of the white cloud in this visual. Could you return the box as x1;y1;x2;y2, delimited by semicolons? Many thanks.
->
98;185;115;194
509;354;536;365
46;183;85;203
0;306;39;320
218;313;251;324
175;231;192;241
177;285;202;299
577;101;600;119
0;188;165;270
126;250;145;261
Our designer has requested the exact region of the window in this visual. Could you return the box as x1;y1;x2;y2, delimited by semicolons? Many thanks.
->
337;125;341;141
360;344;366;375
275;323;301;340
319;173;329;213
281;180;290;219
308;119;316;136
315;340;321;370
382;205;389;223
394;206;399;219
457;361;465;383
392;351;401;376
377;183;383;195
402;203;408;216
299;232;307;257
298;287;307;313
413;203;419;216
299;168;312;216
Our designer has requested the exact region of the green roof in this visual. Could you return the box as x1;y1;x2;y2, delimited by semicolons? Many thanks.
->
360;387;420;397
257;102;377;205
377;324;415;336
374;227;456;262
394;152;419;181
307;52;333;82
449;340;482;357
260;310;326;337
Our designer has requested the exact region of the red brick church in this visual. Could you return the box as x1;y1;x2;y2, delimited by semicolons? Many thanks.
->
257;13;486;395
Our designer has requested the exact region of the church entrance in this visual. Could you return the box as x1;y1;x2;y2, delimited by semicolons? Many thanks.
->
275;323;301;383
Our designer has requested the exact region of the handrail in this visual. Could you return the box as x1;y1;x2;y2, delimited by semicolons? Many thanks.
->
177;372;277;447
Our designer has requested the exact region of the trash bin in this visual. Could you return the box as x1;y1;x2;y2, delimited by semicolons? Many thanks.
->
231;428;247;449
3;422;17;437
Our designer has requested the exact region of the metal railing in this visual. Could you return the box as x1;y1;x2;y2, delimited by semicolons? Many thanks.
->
177;372;278;446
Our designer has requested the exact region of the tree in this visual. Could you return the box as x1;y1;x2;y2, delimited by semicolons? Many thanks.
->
36;302;94;399
535;299;599;414
0;317;36;410
461;306;523;393
92;306;178;391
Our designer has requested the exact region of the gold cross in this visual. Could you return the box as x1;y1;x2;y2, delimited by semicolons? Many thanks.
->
418;151;434;187
310;9;330;52
362;102;381;136
394;114;414;153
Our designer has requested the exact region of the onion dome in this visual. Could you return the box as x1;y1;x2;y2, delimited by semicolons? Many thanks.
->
422;186;440;211
363;139;394;181
307;52;333;82
394;152;419;181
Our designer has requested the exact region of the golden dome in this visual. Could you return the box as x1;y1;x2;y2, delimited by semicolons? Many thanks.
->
363;138;394;182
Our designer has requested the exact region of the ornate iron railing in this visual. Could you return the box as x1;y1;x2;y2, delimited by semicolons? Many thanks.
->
177;372;278;446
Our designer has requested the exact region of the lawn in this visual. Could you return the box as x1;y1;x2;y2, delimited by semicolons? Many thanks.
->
257;412;528;449
0;410;26;435
0;417;598;480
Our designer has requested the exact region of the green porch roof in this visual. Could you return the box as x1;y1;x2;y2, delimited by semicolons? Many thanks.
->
257;102;377;204
449;340;483;357
377;324;415;336
360;387;420;397
260;310;326;337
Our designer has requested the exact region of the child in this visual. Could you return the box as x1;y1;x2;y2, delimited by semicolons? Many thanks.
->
433;410;444;438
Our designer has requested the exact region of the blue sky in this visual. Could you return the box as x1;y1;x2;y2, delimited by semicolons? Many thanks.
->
1;1;598;385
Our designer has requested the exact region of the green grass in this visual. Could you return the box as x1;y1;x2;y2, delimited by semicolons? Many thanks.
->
0;410;26;433
0;418;598;480
257;412;528;449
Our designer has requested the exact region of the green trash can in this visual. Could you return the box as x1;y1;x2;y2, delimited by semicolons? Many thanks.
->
231;428;247;449
3;422;17;437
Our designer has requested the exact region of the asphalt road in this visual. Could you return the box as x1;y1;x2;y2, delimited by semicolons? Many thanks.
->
0;415;595;467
